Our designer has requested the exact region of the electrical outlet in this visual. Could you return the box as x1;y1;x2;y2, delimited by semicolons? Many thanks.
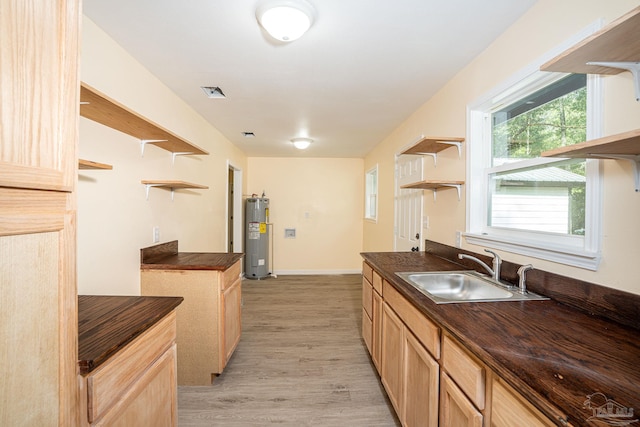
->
455;231;462;248
153;226;160;243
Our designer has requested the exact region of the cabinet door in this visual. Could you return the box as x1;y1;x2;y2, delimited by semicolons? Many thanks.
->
223;278;242;364
371;290;383;372
440;372;483;427
381;303;404;416
0;0;79;191
403;330;439;427
491;377;556;427
100;345;177;427
362;308;373;355
362;276;373;354
0;1;80;425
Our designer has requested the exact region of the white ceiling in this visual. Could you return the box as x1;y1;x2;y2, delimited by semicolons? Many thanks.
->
83;0;536;158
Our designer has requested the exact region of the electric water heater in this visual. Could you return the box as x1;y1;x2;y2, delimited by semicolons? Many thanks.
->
245;197;269;279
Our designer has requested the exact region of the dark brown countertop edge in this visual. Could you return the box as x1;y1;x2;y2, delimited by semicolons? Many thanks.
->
78;295;183;374
361;249;640;427
140;251;244;270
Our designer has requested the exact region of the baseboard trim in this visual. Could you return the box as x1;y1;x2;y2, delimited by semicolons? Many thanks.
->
272;269;362;275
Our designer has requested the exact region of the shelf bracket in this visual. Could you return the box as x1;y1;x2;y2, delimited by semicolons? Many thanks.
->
430;184;462;202
590;154;640;192
587;61;640;101
413;152;438;167
144;183;176;201
171;152;195;164
140;139;169;157
437;140;463;158
442;184;462;201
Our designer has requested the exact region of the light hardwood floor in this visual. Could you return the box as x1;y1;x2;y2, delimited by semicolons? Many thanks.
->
178;274;400;426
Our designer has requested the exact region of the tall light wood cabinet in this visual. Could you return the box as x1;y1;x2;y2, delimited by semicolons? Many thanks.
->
0;1;80;425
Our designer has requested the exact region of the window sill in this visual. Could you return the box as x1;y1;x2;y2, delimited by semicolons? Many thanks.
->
463;232;601;271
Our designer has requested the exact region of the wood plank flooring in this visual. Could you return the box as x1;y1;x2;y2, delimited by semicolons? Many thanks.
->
178;274;400;426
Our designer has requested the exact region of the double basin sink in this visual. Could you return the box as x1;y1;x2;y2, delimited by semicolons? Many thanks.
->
395;271;548;304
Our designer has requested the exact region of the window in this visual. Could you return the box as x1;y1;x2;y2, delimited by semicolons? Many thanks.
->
467;70;602;270
365;165;378;221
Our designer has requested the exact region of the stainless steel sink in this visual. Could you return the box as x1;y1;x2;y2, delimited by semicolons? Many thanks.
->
395;271;548;304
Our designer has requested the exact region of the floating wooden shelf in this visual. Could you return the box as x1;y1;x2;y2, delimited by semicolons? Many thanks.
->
541;129;640;158
400;135;464;166
542;128;640;191
80;83;209;156
141;180;209;200
78;159;113;170
540;6;640;100
401;180;464;201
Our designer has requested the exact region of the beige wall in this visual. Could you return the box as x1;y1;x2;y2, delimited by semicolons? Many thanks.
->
364;0;640;295
247;157;364;274
78;18;247;295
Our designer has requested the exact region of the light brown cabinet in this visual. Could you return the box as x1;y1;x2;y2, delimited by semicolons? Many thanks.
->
440;372;483;427
362;275;373;354
79;313;178;426
1;0;80;425
491;377;556;427
362;263;383;368
141;259;242;385
362;263;559;427
381;303;405;414
222;274;242;363
403;330;439;427
380;283;440;427
371;289;383;370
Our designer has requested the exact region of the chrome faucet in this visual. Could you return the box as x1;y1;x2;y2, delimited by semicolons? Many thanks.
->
458;249;502;282
517;264;534;294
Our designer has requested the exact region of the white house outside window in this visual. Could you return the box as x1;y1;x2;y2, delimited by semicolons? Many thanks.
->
365;165;378;221
466;67;603;270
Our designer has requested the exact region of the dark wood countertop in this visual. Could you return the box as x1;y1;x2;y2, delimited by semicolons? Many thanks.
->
361;251;640;427
140;252;244;270
140;240;243;270
78;295;183;374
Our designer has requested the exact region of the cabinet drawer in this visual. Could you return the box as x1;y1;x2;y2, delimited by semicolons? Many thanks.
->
362;261;373;283
383;281;440;359
221;260;241;290
442;335;485;410
372;270;383;294
86;312;177;423
362;276;373;318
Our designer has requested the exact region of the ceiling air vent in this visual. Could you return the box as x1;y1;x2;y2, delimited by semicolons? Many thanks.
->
201;86;226;99
243;132;255;138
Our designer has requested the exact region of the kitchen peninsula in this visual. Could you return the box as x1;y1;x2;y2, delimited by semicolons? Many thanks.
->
140;241;244;385
78;295;183;426
362;241;640;427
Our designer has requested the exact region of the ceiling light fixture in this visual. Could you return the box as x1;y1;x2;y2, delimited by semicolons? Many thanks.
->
291;137;313;150
256;0;316;42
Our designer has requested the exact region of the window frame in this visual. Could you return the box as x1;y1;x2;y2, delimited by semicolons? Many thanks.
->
465;26;604;270
365;164;378;222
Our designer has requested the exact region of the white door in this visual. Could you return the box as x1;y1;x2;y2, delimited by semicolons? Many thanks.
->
395;154;423;251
